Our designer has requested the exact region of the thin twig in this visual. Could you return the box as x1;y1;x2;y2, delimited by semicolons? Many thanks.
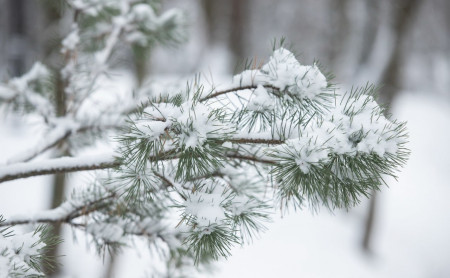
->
0;193;116;227
8;123;122;164
0;148;277;184
199;84;278;102
0;155;120;183
226;153;276;165
226;138;284;145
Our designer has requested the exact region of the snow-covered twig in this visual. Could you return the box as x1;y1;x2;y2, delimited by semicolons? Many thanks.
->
0;154;119;183
227;138;284;145
0;149;277;184
200;84;279;102
3;200;134;231
226;153;276;165
8;122;122;164
0;193;115;227
0;62;54;117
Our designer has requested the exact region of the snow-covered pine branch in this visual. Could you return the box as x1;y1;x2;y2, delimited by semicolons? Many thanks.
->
0;1;409;276
2;47;407;275
0;153;118;183
1;1;188;275
1;0;186;164
0;62;54;118
0;218;60;277
106;47;408;265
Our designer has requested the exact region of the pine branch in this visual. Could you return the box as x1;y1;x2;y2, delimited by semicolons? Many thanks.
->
226;138;284;145
0;154;119;183
226;153;276;165
8;128;72;164
0;30;410;275
8;123;123;164
0;193;115;227
199;85;279;102
0;147;278;183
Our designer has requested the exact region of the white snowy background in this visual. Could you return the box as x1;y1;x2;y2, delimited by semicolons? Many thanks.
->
1;0;450;277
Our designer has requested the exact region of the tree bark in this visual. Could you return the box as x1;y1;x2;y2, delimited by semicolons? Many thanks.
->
40;3;67;274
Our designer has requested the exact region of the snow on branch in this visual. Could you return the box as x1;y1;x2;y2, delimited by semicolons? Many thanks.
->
101;47;408;265
0;62;54;117
0;1;197;276
0;2;410;272
119;48;408;210
7;120;123;164
0;194;115;228
0;153;118;184
0;221;59;277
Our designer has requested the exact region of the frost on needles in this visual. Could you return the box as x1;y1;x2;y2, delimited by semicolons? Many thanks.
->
0;1;408;274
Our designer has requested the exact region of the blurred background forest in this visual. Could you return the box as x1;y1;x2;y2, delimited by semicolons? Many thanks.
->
1;0;449;277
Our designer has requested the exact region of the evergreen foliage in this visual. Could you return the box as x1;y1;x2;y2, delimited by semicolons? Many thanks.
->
0;217;60;277
0;0;408;276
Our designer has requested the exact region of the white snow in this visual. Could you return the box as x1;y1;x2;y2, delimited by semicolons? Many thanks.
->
6;200;84;224
0;85;15;100
261;48;328;100
61;24;80;53
203;92;450;278
7;117;80;164
87;222;124;243
0;229;46;277
1;86;448;278
2;62;53;116
247;85;275;111
130;4;157;30
0;153;116;182
139;101;232;150
184;189;226;228
207;48;328;103
135;120;170;139
325;92;403;157
10;62;49;92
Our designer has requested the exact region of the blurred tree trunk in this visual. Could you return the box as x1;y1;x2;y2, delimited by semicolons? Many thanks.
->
378;0;422;106
4;0;65;274
358;0;379;67
201;0;228;45
201;0;248;67
103;254;117;278
201;0;217;45
229;0;249;62
47;72;67;276
5;0;31;77
362;0;422;252
132;46;150;87
327;0;349;68
40;2;67;275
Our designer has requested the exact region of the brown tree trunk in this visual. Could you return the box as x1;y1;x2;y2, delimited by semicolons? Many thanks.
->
201;0;249;67
39;2;67;275
362;190;377;251
46;72;67;276
378;0;422;106
362;0;422;252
